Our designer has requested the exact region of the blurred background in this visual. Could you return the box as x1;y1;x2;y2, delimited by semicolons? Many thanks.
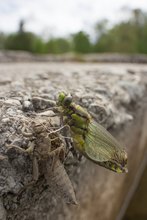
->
0;0;147;55
0;1;147;220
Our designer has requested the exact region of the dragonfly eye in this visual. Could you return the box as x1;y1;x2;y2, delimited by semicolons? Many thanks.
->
64;95;72;106
57;92;67;106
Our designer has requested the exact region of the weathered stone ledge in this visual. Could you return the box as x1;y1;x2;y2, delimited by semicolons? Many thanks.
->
0;62;147;220
1;51;147;63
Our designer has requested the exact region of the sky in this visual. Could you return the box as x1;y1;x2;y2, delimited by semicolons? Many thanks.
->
0;0;147;38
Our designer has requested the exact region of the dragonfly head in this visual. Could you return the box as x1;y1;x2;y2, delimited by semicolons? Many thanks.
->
110;151;128;173
110;161;128;173
98;150;128;173
57;92;72;107
99;160;128;173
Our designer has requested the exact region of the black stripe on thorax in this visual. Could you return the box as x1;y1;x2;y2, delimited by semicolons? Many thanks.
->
67;104;89;120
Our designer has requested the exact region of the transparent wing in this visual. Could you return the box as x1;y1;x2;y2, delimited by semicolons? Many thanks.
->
84;120;124;162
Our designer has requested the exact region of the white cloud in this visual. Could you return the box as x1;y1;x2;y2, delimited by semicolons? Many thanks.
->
0;0;147;37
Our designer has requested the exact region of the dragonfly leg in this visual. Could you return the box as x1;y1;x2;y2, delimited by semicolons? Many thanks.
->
48;144;65;170
6;141;34;155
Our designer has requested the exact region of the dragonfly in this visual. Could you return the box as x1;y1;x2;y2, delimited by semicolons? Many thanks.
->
57;92;128;173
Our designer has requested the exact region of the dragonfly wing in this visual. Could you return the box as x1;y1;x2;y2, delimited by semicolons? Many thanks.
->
84;120;124;162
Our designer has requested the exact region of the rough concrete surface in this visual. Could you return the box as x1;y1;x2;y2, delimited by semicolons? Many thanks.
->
0;62;147;220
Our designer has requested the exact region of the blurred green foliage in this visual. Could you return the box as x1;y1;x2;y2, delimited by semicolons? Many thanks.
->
94;9;147;54
45;38;71;54
1;9;147;54
0;32;6;49
72;31;92;53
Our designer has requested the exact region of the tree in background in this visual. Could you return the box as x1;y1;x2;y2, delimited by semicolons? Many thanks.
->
45;38;70;54
94;9;147;54
95;22;138;53
72;31;92;53
132;9;147;54
0;32;6;49
4;20;45;53
94;19;109;52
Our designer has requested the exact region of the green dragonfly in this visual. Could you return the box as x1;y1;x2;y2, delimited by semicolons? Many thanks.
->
57;92;128;173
